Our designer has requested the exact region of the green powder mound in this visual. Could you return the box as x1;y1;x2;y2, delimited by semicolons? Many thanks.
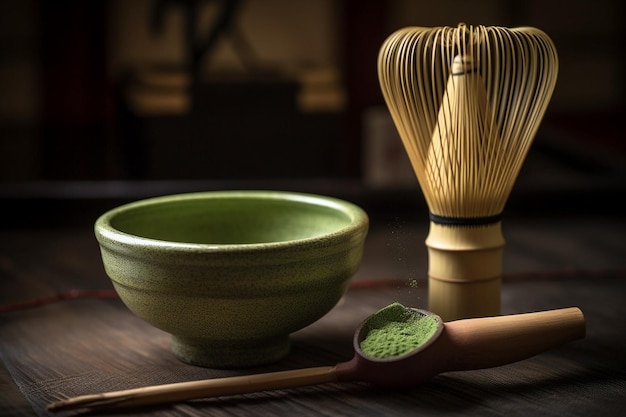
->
359;302;440;359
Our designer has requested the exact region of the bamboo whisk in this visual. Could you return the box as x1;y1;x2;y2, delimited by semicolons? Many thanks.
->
378;24;558;320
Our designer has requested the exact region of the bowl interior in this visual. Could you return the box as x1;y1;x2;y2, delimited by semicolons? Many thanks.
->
108;193;358;245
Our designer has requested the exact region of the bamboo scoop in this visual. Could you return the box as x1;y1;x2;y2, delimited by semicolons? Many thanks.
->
48;305;585;413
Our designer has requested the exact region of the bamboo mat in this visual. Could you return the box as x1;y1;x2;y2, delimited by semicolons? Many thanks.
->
2;270;625;417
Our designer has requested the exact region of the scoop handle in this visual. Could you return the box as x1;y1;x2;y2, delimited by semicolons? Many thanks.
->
441;307;585;372
47;367;338;413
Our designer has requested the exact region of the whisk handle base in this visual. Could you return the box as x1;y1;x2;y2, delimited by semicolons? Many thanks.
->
426;221;504;321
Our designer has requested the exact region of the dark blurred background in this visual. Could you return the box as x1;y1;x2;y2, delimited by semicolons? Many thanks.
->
0;0;624;225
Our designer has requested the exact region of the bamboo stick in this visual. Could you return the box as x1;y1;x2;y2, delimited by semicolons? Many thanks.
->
47;366;338;413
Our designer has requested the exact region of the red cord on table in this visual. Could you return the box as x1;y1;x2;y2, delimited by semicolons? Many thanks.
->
0;289;119;313
0;280;413;313
6;270;623;314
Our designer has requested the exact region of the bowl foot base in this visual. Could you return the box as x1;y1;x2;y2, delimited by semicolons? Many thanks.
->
171;335;291;369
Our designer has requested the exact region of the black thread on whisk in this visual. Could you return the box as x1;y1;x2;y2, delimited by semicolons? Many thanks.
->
429;213;502;227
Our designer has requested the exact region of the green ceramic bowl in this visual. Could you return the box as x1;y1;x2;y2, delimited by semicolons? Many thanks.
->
95;190;369;368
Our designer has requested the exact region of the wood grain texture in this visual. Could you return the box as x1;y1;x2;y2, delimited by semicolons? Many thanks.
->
2;274;625;416
1;225;625;416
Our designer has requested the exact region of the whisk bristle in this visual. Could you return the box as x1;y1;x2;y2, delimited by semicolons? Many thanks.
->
378;24;558;222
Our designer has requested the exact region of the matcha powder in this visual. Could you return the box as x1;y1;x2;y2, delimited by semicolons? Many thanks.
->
360;302;440;359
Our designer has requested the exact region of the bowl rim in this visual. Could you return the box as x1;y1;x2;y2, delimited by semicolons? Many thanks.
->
94;190;369;254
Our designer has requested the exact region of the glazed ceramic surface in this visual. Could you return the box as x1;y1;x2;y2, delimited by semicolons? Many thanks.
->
95;190;369;368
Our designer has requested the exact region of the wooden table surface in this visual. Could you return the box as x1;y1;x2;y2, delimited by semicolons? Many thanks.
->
1;222;625;417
